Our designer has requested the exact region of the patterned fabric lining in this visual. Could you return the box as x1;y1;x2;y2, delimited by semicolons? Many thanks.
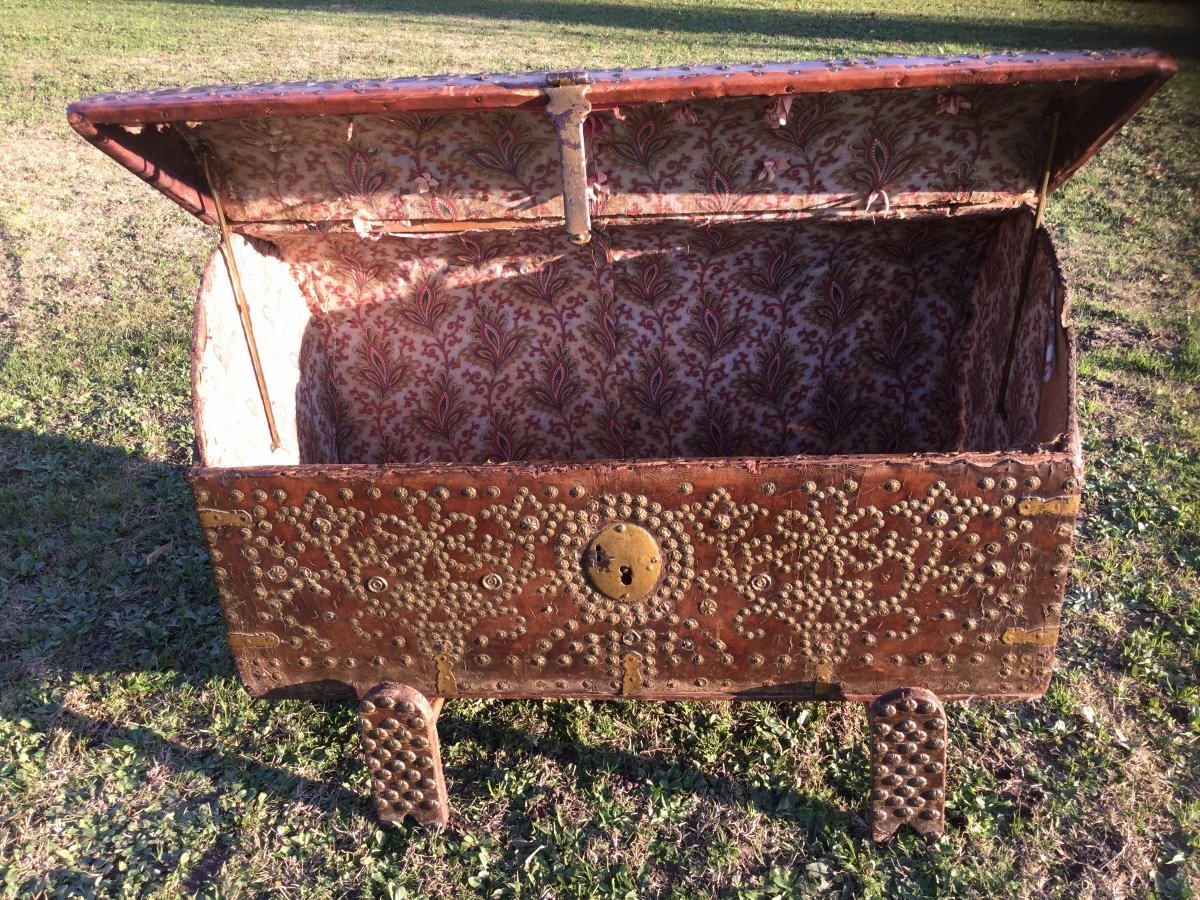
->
261;213;1052;466
961;213;1058;450
192;83;1066;229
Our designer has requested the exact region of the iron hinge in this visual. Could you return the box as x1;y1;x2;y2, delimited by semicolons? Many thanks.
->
545;71;590;87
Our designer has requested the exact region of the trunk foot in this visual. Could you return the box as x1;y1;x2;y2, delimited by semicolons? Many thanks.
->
360;683;449;827
867;687;947;842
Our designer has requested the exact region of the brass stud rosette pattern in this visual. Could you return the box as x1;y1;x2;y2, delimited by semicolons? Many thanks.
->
197;468;1070;698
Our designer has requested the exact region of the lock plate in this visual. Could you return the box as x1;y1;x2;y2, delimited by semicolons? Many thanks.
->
583;523;662;601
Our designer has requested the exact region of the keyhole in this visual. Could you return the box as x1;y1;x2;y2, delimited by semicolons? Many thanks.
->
619;565;633;585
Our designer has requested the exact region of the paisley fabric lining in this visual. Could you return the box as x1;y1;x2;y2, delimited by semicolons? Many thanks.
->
191;83;1066;229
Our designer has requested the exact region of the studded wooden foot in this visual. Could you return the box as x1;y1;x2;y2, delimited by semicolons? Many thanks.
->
867;687;947;841
360;684;449;827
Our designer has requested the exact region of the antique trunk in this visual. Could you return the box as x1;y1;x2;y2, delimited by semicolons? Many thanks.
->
69;49;1173;840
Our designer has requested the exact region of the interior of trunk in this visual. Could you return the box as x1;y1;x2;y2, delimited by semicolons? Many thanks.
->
193;207;1065;468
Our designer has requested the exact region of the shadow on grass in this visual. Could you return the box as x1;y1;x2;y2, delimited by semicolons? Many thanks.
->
444;702;866;829
131;0;1200;60
35;696;861;892
1;423;858;886
0;425;220;689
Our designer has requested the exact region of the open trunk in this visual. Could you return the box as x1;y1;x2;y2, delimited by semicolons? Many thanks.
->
69;48;1172;836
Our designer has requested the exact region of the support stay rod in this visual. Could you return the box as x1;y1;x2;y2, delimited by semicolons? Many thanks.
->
997;109;1061;417
199;149;281;450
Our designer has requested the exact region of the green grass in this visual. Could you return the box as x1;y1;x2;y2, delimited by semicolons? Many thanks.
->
1;0;1199;896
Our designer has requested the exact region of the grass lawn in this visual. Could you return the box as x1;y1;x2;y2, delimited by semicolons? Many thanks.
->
1;0;1198;896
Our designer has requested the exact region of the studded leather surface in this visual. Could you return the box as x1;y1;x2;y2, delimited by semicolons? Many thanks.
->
194;455;1078;702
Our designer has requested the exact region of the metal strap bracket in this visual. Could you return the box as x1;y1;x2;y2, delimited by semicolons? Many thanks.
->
544;73;593;246
226;631;281;651
621;651;645;695
1017;495;1081;517
435;653;457;695
813;660;834;697
1001;626;1059;647
197;508;253;528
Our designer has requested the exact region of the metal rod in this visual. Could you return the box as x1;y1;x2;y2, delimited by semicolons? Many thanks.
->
199;150;282;450
997;109;1061;417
